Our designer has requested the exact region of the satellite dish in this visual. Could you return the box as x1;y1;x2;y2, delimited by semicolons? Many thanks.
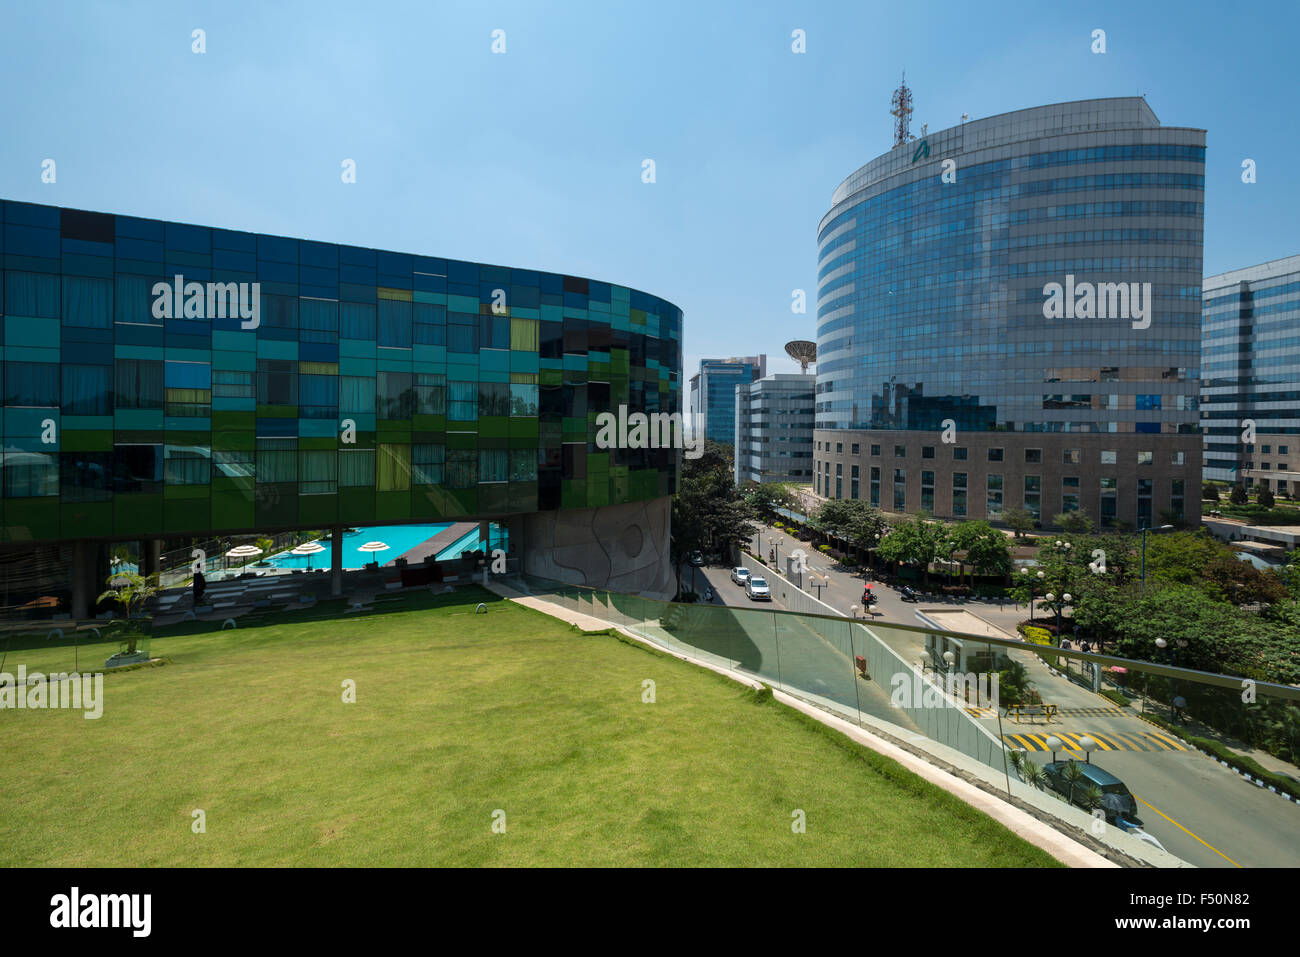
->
785;340;817;374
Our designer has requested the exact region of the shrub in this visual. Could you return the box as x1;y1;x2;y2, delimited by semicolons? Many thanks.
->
1099;689;1131;708
1229;484;1248;506
1017;624;1054;646
1258;486;1276;509
1202;483;1221;502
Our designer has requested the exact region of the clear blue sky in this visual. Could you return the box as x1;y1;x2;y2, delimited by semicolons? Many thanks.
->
2;0;1296;377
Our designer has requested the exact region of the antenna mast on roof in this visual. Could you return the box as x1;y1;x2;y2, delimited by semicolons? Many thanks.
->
890;70;914;147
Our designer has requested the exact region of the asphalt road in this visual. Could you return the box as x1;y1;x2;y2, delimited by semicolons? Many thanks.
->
692;527;1300;869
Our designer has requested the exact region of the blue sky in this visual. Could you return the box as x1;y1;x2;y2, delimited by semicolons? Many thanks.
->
2;0;1296;377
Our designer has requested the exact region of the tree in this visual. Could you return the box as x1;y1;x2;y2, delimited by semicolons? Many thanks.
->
671;440;758;595
1062;760;1086;805
96;571;159;656
742;481;800;523
1202;483;1220;503
875;515;946;584
1004;508;1036;538
1229;484;1248;506
1257;485;1276;509
1053;510;1095;533
947;521;1012;584
815;499;888;558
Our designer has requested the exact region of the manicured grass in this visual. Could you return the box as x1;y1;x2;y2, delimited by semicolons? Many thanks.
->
1;588;1059;867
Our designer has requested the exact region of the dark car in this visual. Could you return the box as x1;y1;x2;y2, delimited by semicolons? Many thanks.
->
1042;761;1138;822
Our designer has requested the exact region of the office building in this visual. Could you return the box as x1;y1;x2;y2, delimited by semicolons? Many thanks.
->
734;373;815;485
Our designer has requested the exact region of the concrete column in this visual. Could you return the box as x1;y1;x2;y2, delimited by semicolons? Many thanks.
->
330;526;344;597
139;539;162;578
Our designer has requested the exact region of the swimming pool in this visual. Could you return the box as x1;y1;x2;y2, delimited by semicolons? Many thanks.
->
265;525;454;570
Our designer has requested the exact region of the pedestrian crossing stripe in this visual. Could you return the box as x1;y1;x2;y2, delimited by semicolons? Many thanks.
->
964;707;998;718
1054;707;1130;718
1002;731;1189;753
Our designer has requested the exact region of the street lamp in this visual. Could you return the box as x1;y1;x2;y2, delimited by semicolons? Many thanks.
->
942;650;956;676
1078;735;1096;764
1020;567;1045;621
1140;524;1175;587
1043;592;1072;646
1045;735;1063;764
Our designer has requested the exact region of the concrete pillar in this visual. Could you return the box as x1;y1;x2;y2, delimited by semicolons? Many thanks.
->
70;541;93;619
139;539;162;578
330;526;344;597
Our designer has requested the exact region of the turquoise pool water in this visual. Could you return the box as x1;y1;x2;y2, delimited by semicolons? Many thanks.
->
265;525;454;570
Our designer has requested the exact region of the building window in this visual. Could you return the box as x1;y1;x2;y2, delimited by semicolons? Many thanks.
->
921;470;934;512
894;445;906;458
1024;475;1041;520
62;365;112;416
299;449;337;494
870;466;880;507
871;444;881;456
988;448;1003;462
952;471;968;517
1062;475;1080;514
1025;448;1042;464
1063;449;1081;465
836;442;843;453
893;468;906;511
1137;451;1153;466
953;447;967;461
986;474;1003;518
850;464;859;500
1101;450;1117;465
922;446;935;459
1171;451;1184;466
1100;477;1117;527
851;444;860;455
1170;479;1185;522
1137;477;1153;528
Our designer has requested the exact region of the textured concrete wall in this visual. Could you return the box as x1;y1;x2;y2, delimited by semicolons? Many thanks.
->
522;495;673;599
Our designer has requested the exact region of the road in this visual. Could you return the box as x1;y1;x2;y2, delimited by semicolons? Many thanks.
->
691;526;1300;868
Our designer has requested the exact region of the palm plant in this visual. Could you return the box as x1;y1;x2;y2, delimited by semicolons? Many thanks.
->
1080;784;1104;813
1062;759;1087;804
96;571;159;655
1018;760;1047;790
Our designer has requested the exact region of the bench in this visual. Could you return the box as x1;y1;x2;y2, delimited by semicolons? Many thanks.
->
1006;703;1058;724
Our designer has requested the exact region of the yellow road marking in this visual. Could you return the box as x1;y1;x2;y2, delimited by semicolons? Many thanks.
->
1144;730;1188;751
1132;793;1240;868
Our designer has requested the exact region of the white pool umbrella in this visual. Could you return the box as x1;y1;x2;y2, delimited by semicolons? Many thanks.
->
225;544;263;571
291;541;326;569
357;541;389;565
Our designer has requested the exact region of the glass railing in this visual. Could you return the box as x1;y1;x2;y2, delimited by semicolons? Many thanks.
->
508;571;1300;868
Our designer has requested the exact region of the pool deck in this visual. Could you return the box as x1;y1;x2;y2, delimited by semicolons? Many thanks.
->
385;522;481;566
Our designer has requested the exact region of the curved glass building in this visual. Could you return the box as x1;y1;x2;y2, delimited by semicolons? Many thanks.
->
815;98;1204;529
0;200;682;603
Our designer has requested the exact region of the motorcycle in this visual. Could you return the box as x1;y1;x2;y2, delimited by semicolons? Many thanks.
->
899;585;920;603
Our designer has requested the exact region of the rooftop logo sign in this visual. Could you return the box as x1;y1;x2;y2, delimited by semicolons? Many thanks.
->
911;139;929;163
151;275;260;329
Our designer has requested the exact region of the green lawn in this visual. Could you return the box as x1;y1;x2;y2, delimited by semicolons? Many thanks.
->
1;588;1059;867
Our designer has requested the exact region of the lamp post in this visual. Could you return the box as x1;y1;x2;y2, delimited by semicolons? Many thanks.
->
1045;735;1063;764
1140;524;1175;587
1043;592;1072;647
1078;735;1096;764
1020;567;1045;621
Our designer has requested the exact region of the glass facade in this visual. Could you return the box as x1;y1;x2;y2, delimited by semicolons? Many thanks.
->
1201;255;1300;486
0;201;682;542
733;373;815;485
816;99;1203;437
813;98;1205;527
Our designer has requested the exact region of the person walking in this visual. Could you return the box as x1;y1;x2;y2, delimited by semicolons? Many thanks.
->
193;568;207;608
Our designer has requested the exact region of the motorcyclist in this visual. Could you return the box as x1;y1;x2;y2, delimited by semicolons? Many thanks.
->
862;585;876;607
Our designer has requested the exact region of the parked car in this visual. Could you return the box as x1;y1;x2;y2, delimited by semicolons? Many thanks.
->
688;551;704;566
1042;761;1138;823
746;577;772;601
730;567;751;585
